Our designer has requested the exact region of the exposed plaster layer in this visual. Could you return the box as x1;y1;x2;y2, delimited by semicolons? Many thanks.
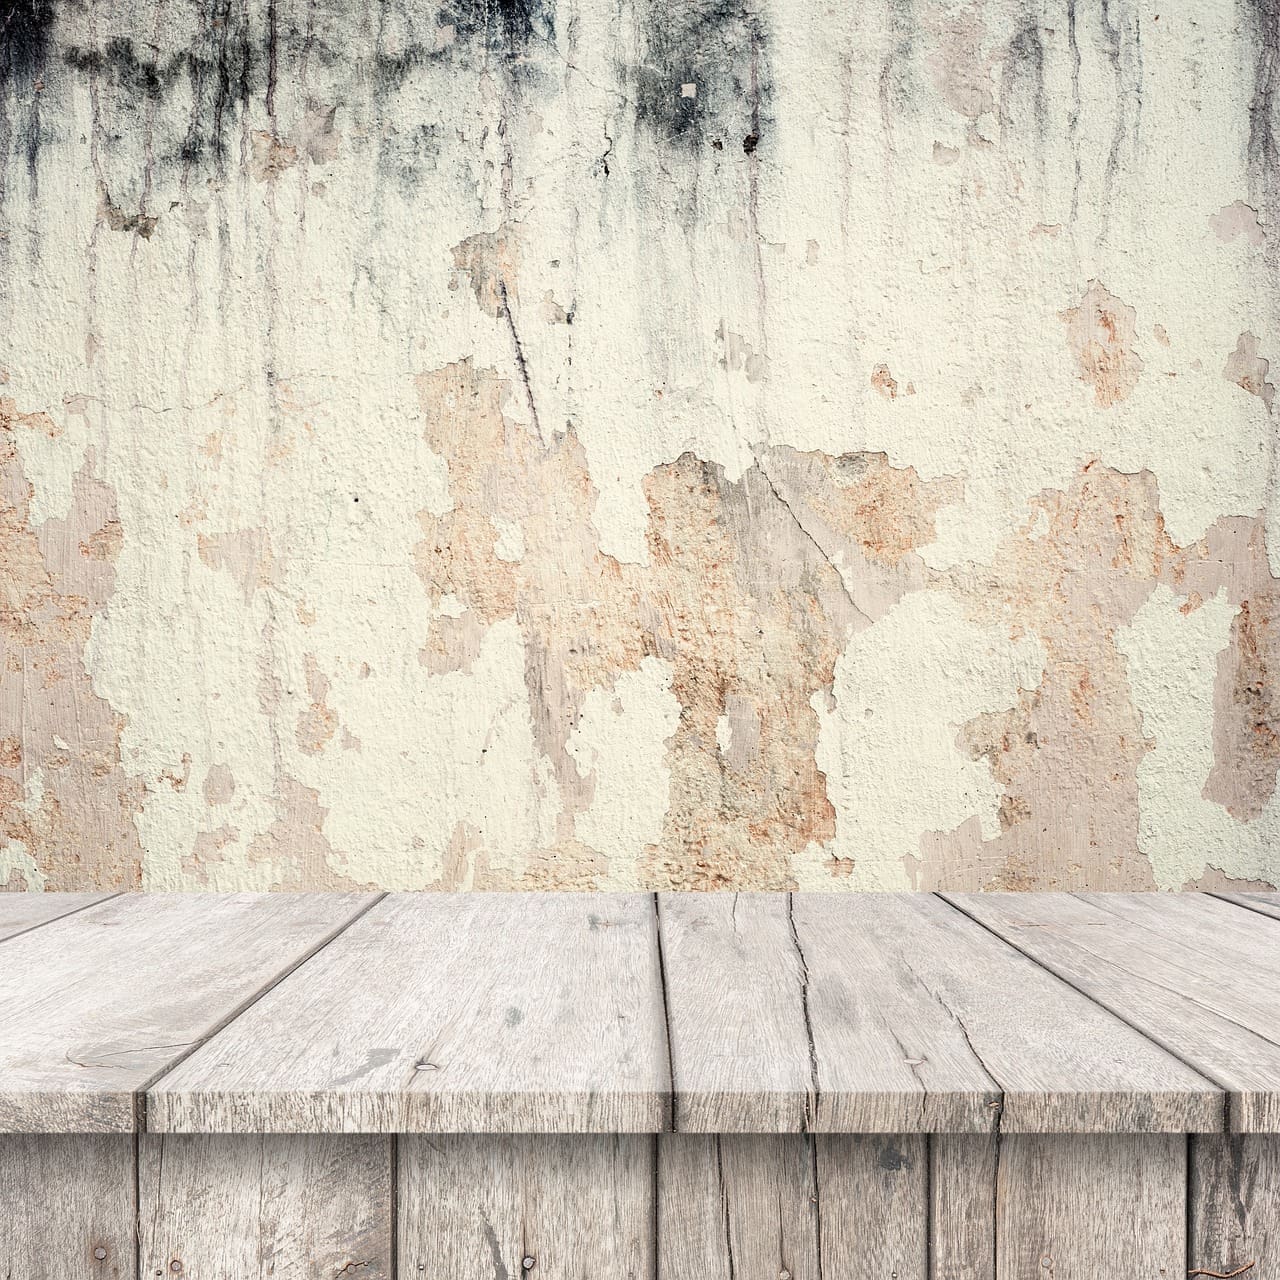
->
0;0;1277;890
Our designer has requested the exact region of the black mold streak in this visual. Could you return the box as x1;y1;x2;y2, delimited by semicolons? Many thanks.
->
0;0;55;88
14;0;553;186
999;20;1046;143
1;0;55;179
631;0;771;153
1097;0;1128;247
878;0;914;162
1245;0;1280;553
369;0;556;93
1066;0;1082;222
266;0;279;119
1246;0;1280;209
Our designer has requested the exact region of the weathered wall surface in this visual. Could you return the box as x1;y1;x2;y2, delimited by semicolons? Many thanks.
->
1;0;1278;891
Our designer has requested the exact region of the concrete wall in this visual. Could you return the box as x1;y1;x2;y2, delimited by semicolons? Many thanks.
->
2;0;1278;891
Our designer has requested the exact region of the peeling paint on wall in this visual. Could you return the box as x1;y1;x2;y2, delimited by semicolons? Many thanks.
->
1;0;1278;890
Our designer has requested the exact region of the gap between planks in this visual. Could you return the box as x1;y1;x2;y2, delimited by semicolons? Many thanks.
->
0;891;123;946
939;891;1243;1132
135;892;389;1131
653;893;678;1134
3;891;1250;1135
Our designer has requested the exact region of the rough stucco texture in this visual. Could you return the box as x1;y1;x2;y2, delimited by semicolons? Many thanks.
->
2;0;1279;892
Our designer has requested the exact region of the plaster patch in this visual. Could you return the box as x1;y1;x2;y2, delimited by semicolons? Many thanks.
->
809;591;1045;888
1119;585;1280;887
566;656;681;881
0;841;44;891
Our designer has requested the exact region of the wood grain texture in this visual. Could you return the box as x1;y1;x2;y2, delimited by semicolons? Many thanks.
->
0;892;116;942
1190;1136;1280;1280
0;892;374;1132
149;893;670;1133
949;892;1280;1130
930;1135;998;1280
657;1134;933;1280
996;1135;1186;1280
1212;893;1280;924
0;1134;135;1279
789;894;1219;1132
659;1134;822;1280
817;1134;929;1280
138;1133;393;1279
655;1135;732;1280
400;1133;655;1279
659;894;812;1132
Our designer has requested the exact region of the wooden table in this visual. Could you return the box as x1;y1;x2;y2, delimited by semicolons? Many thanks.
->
1;892;1277;1278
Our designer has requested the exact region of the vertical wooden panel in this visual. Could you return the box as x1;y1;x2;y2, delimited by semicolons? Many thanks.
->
0;1133;135;1279
657;1135;733;1280
1190;1135;1280;1280
659;1134;822;1280
931;1134;998;1280
401;1134;655;1279
997;1135;1185;1280
659;1134;935;1279
818;1135;929;1280
137;1133;392;1279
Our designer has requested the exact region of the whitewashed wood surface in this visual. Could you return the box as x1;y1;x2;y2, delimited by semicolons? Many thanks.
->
1191;1135;1280;1280
0;893;375;1131
949;892;1280;1131
138;1133;394;1279
662;893;1220;1133
0;1133;135;1278
8;891;1280;1134
1213;892;1280;924
149;893;671;1132
4;1129;1265;1278
0;891;117;942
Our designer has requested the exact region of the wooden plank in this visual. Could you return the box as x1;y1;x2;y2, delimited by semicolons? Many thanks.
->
1190;1135;1280;1280
659;1134;822;1280
138;1133;392;1278
400;1133;654;1278
1212;893;1280;924
656;1135;732;1280
930;1135;998;1280
948;892;1280;1131
0;891;116;942
659;894;812;1132
657;1134;944;1279
0;892;374;1132
683;894;1216;1132
0;1134;135;1278
996;1135;1185;1280
150;893;669;1133
817;1135;929;1280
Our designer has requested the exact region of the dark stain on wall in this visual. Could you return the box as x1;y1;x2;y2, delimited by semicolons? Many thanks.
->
9;0;555;186
1001;21;1046;139
1;0;57;177
59;15;256;169
62;38;180;101
442;0;555;54
0;0;56;88
1245;0;1280;277
369;0;555;94
631;0;770;154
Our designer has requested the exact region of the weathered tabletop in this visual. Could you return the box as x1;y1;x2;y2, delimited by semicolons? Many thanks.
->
0;892;1276;1135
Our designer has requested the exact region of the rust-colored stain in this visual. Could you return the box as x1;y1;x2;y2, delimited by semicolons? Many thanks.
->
415;361;956;888
1;2;1277;891
1060;282;1144;409
0;402;144;889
